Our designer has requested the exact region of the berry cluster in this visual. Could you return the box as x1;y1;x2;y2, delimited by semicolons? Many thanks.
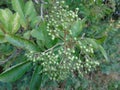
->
78;41;94;54
46;1;79;40
84;58;99;73
26;47;81;81
26;0;100;81
26;44;99;81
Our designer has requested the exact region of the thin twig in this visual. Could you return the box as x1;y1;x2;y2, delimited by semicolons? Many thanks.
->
81;33;85;39
43;43;64;53
34;0;45;20
40;0;44;20
34;0;39;4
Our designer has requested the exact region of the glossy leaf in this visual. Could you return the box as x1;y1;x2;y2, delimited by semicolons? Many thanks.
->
30;65;42;90
0;61;32;82
5;34;39;51
12;0;27;29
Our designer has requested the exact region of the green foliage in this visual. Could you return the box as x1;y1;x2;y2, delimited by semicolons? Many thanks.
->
25;1;103;83
85;38;108;61
0;9;20;34
5;34;39;51
0;0;119;89
71;19;85;37
30;65;42;90
12;0;39;29
12;0;26;29
0;61;32;82
108;80;120;90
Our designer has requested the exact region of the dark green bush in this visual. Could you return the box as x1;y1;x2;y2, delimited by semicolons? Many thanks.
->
0;0;119;90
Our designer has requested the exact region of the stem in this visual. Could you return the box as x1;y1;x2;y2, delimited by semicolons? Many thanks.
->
34;0;45;20
81;33;85;39
40;0;44;20
43;43;63;53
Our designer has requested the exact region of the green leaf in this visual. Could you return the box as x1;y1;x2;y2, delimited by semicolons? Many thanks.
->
38;22;58;48
86;38;99;48
31;29;45;41
0;9;20;34
23;31;31;39
24;1;37;22
30;65;42;90
99;45;108;61
0;61;32;82
12;0;27;29
36;40;46;51
96;36;107;44
10;13;20;34
24;1;41;28
30;16;41;28
86;38;108;61
0;9;12;32
5;34;39;51
71;19;84;37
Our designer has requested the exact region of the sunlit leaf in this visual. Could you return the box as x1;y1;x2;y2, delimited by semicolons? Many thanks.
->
11;13;20;34
12;0;27;29
0;9;12;32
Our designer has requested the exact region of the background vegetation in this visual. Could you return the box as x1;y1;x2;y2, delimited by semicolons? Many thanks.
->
0;0;120;90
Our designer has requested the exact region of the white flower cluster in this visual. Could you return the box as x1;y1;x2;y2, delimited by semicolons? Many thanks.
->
84;58;99;73
78;41;94;54
46;1;79;40
26;0;100;81
38;47;82;81
26;44;99;81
